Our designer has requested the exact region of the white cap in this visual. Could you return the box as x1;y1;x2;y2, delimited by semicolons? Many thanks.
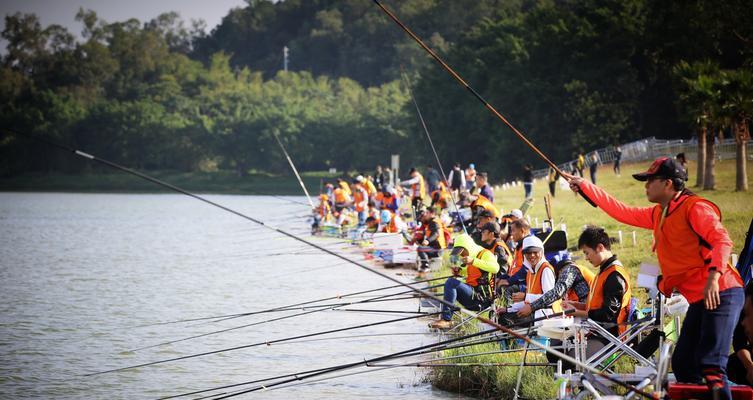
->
355;175;364;183
522;236;544;252
511;209;523;219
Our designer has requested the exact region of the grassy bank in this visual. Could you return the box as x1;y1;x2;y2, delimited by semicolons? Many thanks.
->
0;170;339;195
429;158;752;399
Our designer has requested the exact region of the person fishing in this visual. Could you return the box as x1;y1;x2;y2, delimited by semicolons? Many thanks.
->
478;221;513;279
565;156;743;400
311;193;332;233
502;236;557;322
562;227;631;336
400;167;427;215
429;233;499;329
515;256;594;320
729;283;753;387
352;178;369;227
470;209;496;245
411;208;447;277
496;218;531;298
374;185;399;213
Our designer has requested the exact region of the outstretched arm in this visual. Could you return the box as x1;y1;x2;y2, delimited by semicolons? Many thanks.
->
562;172;654;229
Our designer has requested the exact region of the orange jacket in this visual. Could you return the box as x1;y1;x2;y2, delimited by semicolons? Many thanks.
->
333;188;351;204
578;180;741;303
587;262;631;335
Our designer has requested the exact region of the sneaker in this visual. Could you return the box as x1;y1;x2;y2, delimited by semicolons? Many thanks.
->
428;319;453;329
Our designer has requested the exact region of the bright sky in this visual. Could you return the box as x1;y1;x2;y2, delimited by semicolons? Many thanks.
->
0;0;248;41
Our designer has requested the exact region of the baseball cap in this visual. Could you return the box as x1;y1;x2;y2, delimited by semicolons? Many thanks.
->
510;209;523;219
478;209;494;219
632;157;688;182
522;236;544;253
480;221;501;235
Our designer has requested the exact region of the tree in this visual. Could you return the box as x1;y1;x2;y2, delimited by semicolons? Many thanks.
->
721;69;753;191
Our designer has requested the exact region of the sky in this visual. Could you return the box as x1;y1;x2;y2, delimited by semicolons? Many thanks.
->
0;0;248;41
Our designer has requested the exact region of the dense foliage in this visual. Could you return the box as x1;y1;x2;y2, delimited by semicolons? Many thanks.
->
1;0;751;180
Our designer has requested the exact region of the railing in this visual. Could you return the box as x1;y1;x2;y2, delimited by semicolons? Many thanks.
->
530;137;752;179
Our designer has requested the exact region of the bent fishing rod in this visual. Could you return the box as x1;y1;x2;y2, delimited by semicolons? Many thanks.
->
375;1;597;208
271;131;315;209
11;128;649;398
129;283;443;352
158;311;571;400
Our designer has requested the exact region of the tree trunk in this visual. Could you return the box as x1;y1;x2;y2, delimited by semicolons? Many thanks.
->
703;128;716;190
735;120;749;191
695;126;706;187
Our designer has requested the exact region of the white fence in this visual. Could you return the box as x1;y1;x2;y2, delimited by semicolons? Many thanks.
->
531;137;752;179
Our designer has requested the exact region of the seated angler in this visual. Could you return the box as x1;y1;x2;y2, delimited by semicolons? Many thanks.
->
412;208;447;276
496;218;531;297
478;221;513;277
728;283;753;387
514;257;594;321
429;234;500;329
499;236;557;324
471;209;496;245
563;227;631;341
311;194;332;233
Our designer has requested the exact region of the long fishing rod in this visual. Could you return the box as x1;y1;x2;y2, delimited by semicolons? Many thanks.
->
157;327;500;400
87;312;439;376
129;284;442;352
374;1;597;208
399;68;467;234
272;131;315;209
157;311;570;400
10;130;642;396
136;274;450;328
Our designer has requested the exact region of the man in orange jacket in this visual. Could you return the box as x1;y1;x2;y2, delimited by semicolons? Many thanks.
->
565;157;743;400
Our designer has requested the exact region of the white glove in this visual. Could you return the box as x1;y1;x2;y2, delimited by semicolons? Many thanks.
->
663;294;689;317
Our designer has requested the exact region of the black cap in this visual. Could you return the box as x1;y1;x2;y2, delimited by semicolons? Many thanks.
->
480;221;501;235
632;157;688;182
478;209;494;219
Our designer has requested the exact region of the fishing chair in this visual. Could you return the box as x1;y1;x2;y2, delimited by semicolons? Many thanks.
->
552;276;674;399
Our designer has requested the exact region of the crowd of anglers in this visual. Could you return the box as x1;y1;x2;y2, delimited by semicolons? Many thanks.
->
311;155;751;400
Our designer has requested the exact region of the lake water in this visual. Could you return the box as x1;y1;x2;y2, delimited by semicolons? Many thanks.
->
0;192;467;399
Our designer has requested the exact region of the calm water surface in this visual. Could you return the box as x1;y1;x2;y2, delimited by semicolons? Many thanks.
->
0;192;467;399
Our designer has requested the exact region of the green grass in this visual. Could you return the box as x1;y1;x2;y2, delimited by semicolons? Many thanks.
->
428;159;751;399
0;170;340;195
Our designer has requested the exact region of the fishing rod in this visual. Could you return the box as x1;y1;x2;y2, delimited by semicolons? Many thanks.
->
374;1;597;208
9;130;643;396
272;131;315;209
87;312;440;376
157;327;500;400
157;311;570;400
129;284;442;352
399;68;467;234
135;274;450;328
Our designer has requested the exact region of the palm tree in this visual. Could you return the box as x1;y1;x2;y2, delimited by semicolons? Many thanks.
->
672;61;722;188
721;69;753;191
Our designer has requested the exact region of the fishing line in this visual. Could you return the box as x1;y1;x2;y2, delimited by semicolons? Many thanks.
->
399;69;467;234
272;131;315;209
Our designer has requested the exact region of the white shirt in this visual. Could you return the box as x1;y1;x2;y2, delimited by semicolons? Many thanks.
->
522;257;556;319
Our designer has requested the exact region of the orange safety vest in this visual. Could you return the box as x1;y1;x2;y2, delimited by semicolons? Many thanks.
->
338;181;352;196
333;188;348;204
508;245;525;277
466;249;495;300
587;262;631;335
385;214;401;233
651;194;742;300
318;202;331;219
472;195;500;218
526;261;561;312
365;179;377;197
565;264;595;302
411;173;426;199
490;240;513;268
422;217;447;249
353;186;368;212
